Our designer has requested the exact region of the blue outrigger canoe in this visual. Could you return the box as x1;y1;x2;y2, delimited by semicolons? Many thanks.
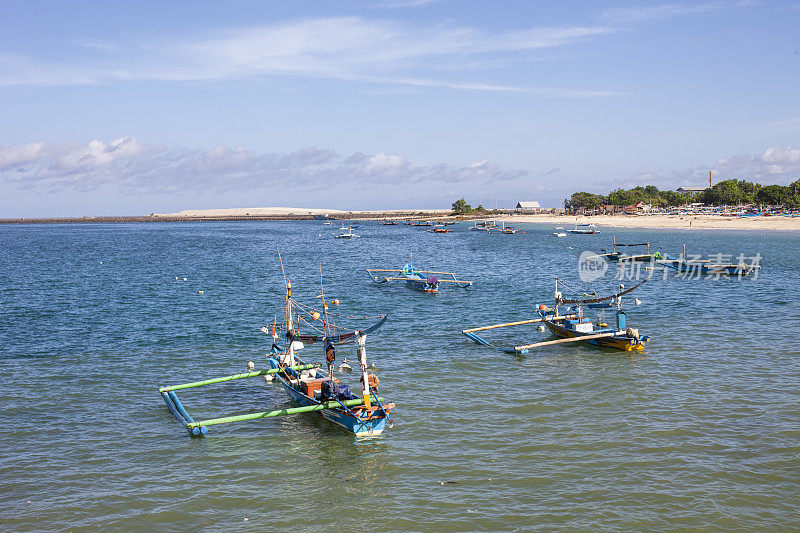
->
367;254;473;293
158;275;393;438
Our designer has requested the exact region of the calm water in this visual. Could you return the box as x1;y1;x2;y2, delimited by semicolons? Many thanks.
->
1;221;798;531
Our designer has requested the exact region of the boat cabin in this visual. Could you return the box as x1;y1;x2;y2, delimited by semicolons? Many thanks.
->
565;317;594;333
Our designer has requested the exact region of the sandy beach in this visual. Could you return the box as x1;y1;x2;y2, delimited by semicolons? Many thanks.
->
489;213;800;231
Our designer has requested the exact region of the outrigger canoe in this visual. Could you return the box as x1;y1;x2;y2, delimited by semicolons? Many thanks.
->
463;278;649;353
367;254;473;293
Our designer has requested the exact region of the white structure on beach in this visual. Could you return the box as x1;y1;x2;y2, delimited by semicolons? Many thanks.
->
515;201;541;212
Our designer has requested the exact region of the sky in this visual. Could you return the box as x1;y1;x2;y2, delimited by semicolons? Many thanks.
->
1;0;799;217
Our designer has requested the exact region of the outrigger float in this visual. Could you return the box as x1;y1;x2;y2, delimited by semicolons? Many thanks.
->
159;270;394;437
366;254;473;293
462;278;650;353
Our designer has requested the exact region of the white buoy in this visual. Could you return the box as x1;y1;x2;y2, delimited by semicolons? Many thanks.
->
538;325;545;331
198;290;204;294
247;361;255;370
175;276;179;280
333;299;340;305
183;277;188;281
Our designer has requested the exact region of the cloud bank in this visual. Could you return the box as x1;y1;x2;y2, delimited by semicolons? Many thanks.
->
0;137;528;195
593;145;800;192
0;16;620;96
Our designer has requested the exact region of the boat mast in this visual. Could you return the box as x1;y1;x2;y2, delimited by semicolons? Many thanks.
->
554;277;559;317
356;332;372;408
286;279;295;367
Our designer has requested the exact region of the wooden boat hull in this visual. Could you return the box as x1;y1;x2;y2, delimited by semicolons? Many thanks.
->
544;320;646;351
268;356;388;437
406;278;438;292
663;261;757;276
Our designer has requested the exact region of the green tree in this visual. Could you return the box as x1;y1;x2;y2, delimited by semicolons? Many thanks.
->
451;198;472;215
756;184;791;206
566;192;605;210
700;179;744;205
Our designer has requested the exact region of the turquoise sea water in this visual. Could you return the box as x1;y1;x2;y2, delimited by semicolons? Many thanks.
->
1;221;799;531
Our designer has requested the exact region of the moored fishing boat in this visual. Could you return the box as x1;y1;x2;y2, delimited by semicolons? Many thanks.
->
264;277;392;436
367;254;473;293
462;278;649;353
334;224;360;238
159;259;393;437
657;245;760;277
590;236;660;262
566;223;598;234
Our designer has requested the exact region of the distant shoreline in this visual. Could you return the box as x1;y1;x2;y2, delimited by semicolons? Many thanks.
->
0;209;454;225
1;211;798;231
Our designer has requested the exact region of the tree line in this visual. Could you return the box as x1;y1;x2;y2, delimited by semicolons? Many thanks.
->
565;179;800;210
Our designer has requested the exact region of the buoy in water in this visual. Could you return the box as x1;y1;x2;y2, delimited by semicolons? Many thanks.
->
538;325;545;331
183;277;188;281
333;299;340;305
198;290;204;294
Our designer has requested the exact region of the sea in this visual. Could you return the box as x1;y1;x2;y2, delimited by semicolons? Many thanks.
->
1;221;798;532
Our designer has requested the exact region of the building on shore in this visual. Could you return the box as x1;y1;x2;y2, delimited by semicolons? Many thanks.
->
515;201;541;213
623;201;650;214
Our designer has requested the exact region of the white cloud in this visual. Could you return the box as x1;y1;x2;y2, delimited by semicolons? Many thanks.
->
0;16;616;96
601;3;723;24
0;137;528;194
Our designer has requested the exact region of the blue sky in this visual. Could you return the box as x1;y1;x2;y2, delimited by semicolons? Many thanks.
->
1;0;799;216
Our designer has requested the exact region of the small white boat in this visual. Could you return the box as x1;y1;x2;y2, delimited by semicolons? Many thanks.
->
553;232;567;237
335;225;360;239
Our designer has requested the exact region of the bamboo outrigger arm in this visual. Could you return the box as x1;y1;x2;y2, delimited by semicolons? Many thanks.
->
382;276;473;285
187;397;385;429
159;363;323;436
158;363;320;393
461;314;579;352
462;314;577;334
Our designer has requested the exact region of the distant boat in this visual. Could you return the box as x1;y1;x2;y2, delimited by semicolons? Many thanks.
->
494;221;523;234
657;245;759;277
553;232;567;237
566;223;598;234
366;254;473;293
469;220;495;232
591;236;658;262
382;220;397;225
334;224;359;239
313;214;329;220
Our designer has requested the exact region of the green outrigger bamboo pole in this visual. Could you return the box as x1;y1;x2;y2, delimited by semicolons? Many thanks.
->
158;363;320;393
187;397;385;429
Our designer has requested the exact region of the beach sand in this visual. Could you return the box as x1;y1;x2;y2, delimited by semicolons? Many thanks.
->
489;213;800;231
